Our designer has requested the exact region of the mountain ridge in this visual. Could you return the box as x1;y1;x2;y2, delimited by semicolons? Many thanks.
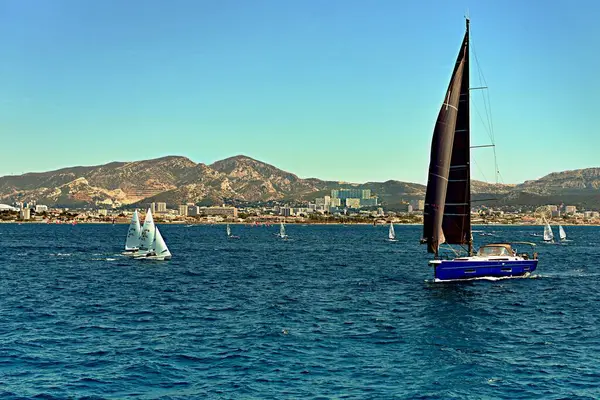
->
0;155;598;209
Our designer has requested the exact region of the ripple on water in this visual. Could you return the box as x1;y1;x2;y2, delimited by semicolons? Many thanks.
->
0;224;599;398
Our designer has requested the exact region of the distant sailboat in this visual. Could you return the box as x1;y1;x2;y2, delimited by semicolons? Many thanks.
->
388;222;397;241
543;218;554;242
226;223;240;239
136;225;172;261
559;225;567;241
123;209;141;254
279;222;288;239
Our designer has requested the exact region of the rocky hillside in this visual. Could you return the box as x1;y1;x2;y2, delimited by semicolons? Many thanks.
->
0;156;598;208
0;155;332;207
515;168;600;195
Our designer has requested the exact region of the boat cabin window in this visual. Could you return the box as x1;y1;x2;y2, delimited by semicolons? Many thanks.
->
477;245;512;256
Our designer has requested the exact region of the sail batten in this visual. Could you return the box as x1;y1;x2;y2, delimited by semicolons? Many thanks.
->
423;21;471;255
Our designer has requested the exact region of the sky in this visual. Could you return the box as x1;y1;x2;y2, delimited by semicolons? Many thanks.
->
1;0;598;185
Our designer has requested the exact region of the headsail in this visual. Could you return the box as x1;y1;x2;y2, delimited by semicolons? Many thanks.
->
125;209;141;251
227;223;231;237
543;218;554;242
138;208;156;253
389;222;396;240
152;226;171;258
559;225;566;241
423;20;471;255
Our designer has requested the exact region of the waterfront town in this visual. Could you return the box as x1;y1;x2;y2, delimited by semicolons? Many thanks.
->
0;188;599;225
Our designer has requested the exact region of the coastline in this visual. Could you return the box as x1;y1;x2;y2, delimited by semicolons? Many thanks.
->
2;221;599;226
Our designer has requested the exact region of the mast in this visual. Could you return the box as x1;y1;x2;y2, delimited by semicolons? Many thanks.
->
422;19;470;256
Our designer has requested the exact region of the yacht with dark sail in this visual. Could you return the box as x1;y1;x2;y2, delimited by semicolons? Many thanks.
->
421;19;538;281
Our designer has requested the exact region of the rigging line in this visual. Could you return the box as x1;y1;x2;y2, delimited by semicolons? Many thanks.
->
471;100;493;138
471;156;490;184
469;35;496;144
470;33;500;186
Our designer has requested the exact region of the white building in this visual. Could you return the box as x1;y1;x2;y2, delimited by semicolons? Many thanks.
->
20;207;30;220
155;202;166;213
0;204;18;211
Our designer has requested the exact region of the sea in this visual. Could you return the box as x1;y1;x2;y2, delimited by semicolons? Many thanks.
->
1;223;599;399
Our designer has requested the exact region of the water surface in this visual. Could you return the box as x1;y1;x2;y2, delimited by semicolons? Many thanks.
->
1;224;598;399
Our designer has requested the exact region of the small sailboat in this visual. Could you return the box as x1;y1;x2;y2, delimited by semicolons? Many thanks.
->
278;222;288;239
122;209;141;254
543;218;554;242
388;222;397;242
226;223;240;239
136;225;172;261
421;18;538;281
558;225;567;241
134;208;155;257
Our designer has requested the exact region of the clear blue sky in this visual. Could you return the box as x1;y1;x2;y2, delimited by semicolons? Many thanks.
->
1;0;598;184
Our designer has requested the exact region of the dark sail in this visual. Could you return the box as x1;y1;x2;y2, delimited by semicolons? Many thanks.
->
442;20;471;250
422;21;470;254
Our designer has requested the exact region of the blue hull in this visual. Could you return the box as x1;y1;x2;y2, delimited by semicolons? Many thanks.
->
432;259;538;281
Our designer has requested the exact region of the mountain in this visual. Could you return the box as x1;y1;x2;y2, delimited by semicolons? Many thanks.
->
515;168;600;195
0;156;598;209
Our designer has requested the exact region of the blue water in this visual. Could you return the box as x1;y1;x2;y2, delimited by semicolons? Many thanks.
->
1;223;599;399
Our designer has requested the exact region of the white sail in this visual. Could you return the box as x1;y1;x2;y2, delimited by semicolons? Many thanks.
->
543;218;554;242
280;222;287;238
138;208;156;253
559;225;567;241
124;209;141;251
388;222;396;240
226;224;231;237
152;226;171;259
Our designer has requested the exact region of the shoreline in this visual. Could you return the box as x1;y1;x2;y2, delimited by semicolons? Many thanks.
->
1;221;599;227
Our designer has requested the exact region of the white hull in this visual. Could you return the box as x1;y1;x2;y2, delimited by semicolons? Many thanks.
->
135;254;171;261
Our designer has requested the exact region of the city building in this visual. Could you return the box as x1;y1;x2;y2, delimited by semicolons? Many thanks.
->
564;205;577;215
331;188;371;200
20;207;30;220
156;202;167;213
188;206;200;216
397;203;413;213
178;205;188;216
360;197;378;207
410;200;425;211
200;206;238;218
35;205;48;213
345;198;361;209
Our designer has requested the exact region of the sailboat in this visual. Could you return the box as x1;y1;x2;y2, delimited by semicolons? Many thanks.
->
388;222;397;242
558;225;567;241
122;209;141;254
543;218;554;242
278;222;288;239
226;223;240;239
136;225;172;261
421;18;538;281
134;208;155;257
